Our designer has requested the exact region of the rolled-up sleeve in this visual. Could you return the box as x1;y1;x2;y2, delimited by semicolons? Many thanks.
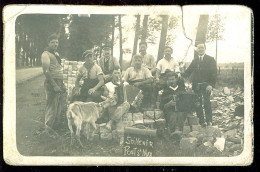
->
174;61;180;73
95;65;104;76
144;68;153;79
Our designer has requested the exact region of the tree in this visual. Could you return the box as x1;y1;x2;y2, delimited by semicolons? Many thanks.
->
157;15;169;62
206;14;225;64
118;15;123;67
132;15;140;57
141;15;149;42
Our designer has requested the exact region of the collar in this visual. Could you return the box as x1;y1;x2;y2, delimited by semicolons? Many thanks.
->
164;57;173;62
169;85;178;91
198;54;205;60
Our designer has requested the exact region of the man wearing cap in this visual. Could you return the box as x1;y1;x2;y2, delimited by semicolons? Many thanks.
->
41;33;66;129
72;50;104;102
98;44;120;82
124;54;155;108
185;42;217;127
131;42;156;74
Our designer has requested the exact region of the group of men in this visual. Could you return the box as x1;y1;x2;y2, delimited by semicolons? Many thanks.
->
41;33;217;135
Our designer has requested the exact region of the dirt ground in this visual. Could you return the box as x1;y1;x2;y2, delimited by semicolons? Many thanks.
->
16;74;231;157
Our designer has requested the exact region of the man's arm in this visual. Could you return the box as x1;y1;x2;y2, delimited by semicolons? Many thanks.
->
93;75;105;91
41;53;60;91
184;59;196;78
209;57;217;87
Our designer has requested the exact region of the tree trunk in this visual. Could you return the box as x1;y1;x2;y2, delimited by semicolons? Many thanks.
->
157;15;169;63
15;35;20;68
111;15;115;56
141;15;148;43
119;15;123;67
132;15;140;58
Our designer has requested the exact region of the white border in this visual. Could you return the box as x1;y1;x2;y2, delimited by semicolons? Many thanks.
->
3;5;253;166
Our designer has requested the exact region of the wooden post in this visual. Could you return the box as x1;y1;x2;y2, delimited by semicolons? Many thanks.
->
141;15;149;43
157;15;169;63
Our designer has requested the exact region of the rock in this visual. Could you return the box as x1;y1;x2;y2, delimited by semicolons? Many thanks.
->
122;121;134;127
122;113;133;121
214;137;225;152
187;116;199;125
191;125;202;131
143;119;155;128
202;137;214;144
100;133;112;141
180;137;198;151
225;141;233;148
99;123;111;133
227;96;234;102
154;110;164;120
183;126;191;134
154;119;166;129
204;141;213;147
188;131;200;138
223;87;231;95
205;126;222;137
226;136;242;144
235;105;244;117
229;144;242;152
211;100;218;108
144;111;154;120
133;112;144;121
133;120;144;124
224;129;237;138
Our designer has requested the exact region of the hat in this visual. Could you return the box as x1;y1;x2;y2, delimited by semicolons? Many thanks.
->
82;50;93;58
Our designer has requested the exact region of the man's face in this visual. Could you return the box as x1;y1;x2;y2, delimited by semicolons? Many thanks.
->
48;39;59;51
85;54;94;65
134;57;142;69
102;48;111;57
139;44;147;54
167;76;178;87
112;69;121;82
164;48;172;57
196;44;206;56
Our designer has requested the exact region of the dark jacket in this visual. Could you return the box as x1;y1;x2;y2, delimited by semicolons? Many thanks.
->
185;54;217;87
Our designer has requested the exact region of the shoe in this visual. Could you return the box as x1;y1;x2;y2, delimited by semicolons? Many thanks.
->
207;122;212;126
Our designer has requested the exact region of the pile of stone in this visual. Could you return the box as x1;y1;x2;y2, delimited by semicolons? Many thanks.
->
61;59;84;99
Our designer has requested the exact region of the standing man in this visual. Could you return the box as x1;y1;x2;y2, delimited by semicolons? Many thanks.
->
185;42;217;127
72;50;104;102
98;44;120;82
131;42;156;75
41;33;66;129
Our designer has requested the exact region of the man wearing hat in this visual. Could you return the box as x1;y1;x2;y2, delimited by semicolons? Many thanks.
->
98;44;120;82
131;42;156;75
41;33;67;129
72;50;104;102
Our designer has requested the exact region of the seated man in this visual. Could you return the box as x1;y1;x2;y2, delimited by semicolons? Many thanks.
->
160;72;187;136
72;50;104;102
99;66;131;129
123;54;155;108
98;44;120;82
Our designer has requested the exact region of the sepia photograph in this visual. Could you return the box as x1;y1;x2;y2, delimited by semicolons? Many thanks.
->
3;5;253;165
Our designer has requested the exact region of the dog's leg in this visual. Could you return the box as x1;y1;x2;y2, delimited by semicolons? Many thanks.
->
67;110;74;146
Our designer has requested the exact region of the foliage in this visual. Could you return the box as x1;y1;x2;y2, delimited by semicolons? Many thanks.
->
206;14;225;42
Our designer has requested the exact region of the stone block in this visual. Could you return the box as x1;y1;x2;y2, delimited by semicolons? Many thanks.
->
226;136;242;144
187;116;199;125
144;119;155;129
224;129;237;138
180;137;198;151
133;112;143;121
154;110;164;120
211;100;218;108
133;120;144;124
191;125;202;131
206;126;223;138
229;144;242;152
144;111;154;120
100;133;112;141
122;113;133;121
154;119;166;129
99;123;111;133
183;126;191;134
214;137;225;152
223;87;231;95
122;121;134;127
188;131;200;138
202;136;214;144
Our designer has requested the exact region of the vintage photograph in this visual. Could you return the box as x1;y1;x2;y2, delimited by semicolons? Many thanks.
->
3;5;253;165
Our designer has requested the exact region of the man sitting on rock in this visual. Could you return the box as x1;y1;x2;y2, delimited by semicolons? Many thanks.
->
72;50;104;102
99;66;131;129
123;54;155;108
160;71;187;138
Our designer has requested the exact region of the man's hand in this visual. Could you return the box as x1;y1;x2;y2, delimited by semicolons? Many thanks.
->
177;73;181;79
88;88;96;95
206;85;213;95
74;86;80;95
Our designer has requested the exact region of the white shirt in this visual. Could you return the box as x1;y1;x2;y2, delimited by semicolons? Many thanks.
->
105;82;118;97
156;57;180;74
198;54;205;61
